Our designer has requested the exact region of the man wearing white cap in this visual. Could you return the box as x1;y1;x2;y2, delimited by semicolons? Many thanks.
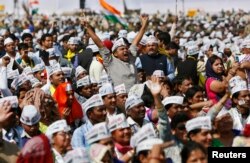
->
32;63;45;83
241;39;250;55
228;76;250;133
1;37;22;71
185;116;212;148
85;122;125;162
99;83;121;119
125;95;150;134
162;96;184;120
88;44;106;82
71;94;107;148
115;83;128;114
135;34;175;81
20;105;41;147
41;63;65;95
75;65;88;80
82;16;149;92
75;75;92;104
64;37;81;68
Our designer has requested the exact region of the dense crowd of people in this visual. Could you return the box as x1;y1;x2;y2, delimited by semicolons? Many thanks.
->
0;8;250;163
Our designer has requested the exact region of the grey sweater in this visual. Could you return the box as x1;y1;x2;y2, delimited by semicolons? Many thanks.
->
99;46;137;92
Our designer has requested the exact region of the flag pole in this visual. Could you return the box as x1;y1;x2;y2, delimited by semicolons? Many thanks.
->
175;0;178;16
182;0;185;17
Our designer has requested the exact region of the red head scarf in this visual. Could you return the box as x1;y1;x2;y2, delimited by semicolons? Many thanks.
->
103;40;113;52
17;134;53;163
53;82;83;124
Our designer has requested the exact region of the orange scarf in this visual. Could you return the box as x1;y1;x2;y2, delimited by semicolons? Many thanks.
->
53;82;83;124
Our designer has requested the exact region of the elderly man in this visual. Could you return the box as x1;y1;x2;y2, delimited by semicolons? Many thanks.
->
135;35;175;81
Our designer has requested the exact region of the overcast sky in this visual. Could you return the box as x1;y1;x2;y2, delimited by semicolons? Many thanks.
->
1;0;250;15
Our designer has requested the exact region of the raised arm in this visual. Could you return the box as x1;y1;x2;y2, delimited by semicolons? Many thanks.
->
148;76;173;141
206;92;230;121
129;15;149;57
131;15;149;46
210;63;239;93
81;20;112;67
81;20;104;48
169;16;178;40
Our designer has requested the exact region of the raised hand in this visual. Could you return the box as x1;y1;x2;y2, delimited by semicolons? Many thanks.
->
80;18;91;29
173;16;178;24
140;14;149;28
2;56;10;67
0;101;14;126
148;140;175;163
148;75;162;96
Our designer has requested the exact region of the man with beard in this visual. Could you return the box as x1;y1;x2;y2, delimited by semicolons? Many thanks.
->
135;35;174;80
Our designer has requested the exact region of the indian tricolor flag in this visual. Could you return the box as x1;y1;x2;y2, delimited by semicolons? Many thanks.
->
99;0;127;27
28;0;39;15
